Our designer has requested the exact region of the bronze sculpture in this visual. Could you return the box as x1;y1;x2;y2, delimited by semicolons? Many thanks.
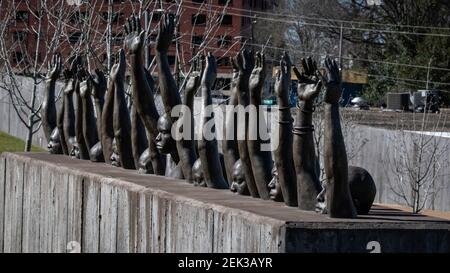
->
124;15;165;175
292;57;323;210
111;49;135;169
268;166;283;202
101;59;116;164
317;166;377;215
42;53;62;154
272;53;297;206
222;59;241;185
155;14;197;181
155;113;184;178
192;158;207;187
80;76;101;161
246;52;273;200
131;104;148;170
74;64;90;160
321;57;357;218
233;50;259;197
63;58;79;159
230;159;250;195
47;127;62;155
89;69;107;162
197;53;228;189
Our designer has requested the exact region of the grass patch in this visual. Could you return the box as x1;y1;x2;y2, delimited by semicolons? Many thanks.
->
0;131;45;154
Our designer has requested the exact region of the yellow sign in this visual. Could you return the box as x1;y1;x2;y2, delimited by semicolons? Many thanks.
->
272;67;368;84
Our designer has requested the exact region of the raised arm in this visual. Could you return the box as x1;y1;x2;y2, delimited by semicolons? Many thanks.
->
125;15;165;175
101;69;115;164
247;52;272;200
292;57;323;210
222;58;240;184
42;53;61;144
79;76;99;155
175;58;202;182
233;50;259;197
321;57;356;218
74;64;90;160
156;13;181;116
273;52;297;206
62;63;77;156
197;53;228;189
91;69;106;141
111;49;135;169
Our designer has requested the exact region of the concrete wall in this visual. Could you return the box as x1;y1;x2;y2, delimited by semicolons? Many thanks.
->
1;152;450;253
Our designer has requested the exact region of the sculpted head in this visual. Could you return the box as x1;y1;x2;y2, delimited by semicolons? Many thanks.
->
230;159;249;195
110;138;121;167
68;137;80;159
192;158;206;187
268;165;283;202
156;113;175;155
47;128;62;154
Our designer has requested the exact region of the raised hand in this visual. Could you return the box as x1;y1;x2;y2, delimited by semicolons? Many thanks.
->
185;56;202;97
156;13;175;53
79;76;91;98
201;52;217;90
233;49;254;76
47;53;62;81
110;49;126;83
320;57;341;104
124;15;145;54
274;52;291;100
293;57;322;104
91;69;106;99
249;52;266;93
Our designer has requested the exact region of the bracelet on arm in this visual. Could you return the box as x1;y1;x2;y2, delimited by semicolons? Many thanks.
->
292;125;315;135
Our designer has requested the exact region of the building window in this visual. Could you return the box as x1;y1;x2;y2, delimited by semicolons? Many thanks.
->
149;34;158;43
69;32;82;44
13;31;27;42
70;11;86;23
13;52;24;63
192;35;203;46
168;55;176;65
152;12;162;22
112;33;124;45
213;78;232;93
220;15;233;26
217;57;231;67
192;14;206;25
16;11;29;23
219;0;233;5
217;35;232;48
102;12;124;23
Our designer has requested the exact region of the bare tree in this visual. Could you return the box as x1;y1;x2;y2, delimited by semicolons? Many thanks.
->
389;109;449;213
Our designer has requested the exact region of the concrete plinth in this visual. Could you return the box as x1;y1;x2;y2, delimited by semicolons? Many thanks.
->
0;152;449;253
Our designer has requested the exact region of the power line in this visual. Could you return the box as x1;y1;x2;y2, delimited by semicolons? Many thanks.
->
182;4;450;38
181;1;450;32
177;38;450;87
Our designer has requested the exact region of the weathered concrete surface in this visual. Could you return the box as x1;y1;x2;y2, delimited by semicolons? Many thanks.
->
1;152;450;253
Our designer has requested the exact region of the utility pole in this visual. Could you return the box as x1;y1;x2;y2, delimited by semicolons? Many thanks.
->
338;23;343;71
426;57;433;90
107;0;113;73
144;10;149;68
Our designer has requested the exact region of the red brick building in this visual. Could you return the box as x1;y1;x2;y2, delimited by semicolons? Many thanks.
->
2;0;274;95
